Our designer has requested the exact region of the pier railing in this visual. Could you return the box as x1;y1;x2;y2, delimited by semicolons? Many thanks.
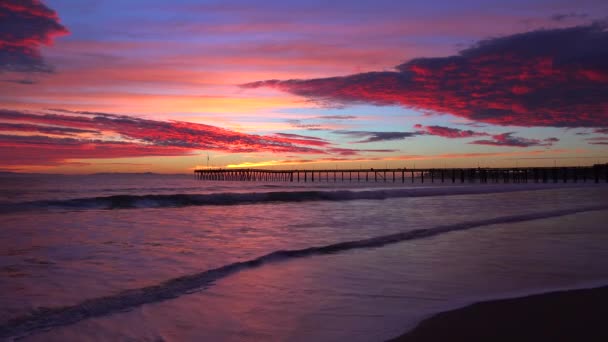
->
194;165;608;184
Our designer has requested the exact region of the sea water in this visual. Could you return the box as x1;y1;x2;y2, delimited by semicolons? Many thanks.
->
1;173;607;341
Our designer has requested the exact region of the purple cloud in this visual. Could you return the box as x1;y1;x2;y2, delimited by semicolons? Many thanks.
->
414;124;488;138
333;130;420;143
470;133;559;147
244;24;608;128
0;0;68;72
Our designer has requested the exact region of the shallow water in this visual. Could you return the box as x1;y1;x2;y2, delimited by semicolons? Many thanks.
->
1;173;607;340
24;210;608;342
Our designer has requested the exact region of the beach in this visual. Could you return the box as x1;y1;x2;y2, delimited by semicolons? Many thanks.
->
1;173;608;341
391;285;608;342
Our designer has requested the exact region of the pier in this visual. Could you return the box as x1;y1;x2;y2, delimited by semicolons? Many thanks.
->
195;165;608;184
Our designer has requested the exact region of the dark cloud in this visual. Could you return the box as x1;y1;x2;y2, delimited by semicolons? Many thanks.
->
46;109;119;117
272;132;331;146
0;122;99;135
244;24;608;128
544;137;560;143
2;79;37;85
460;122;488;128
595;128;608;134
333;130;420;143
585;136;608;145
327;147;397;156
470;133;559;148
551;12;589;22
0;0;68;73
273;132;326;140
414;124;488;138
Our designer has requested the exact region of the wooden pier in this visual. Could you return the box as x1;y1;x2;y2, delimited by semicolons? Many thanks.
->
195;165;608;184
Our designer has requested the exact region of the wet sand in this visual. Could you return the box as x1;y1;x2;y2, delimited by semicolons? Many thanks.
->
390;285;608;342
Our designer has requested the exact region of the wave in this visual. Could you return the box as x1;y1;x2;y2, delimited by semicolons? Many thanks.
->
3;183;594;212
1;205;606;339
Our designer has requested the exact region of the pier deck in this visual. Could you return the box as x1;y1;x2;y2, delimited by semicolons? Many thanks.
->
194;165;608;184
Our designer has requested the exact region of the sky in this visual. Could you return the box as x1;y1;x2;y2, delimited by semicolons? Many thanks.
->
1;0;607;173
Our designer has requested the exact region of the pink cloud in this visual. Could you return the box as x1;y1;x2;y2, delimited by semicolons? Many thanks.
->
0;109;403;167
0;134;192;166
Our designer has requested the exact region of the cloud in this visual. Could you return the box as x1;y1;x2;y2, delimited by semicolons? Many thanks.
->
0;134;192;166
286;119;324;130
414;124;488;138
244;24;608;128
333;130;420;143
316;115;357;120
595;128;608;134
2;79;37;85
470;133;559;148
0;109;404;167
285;118;348;131
272;132;331;146
0;122;99;135
0;109;329;153
551;12;588;22
460;122;488;128
0;109;341;166
544;137;560;143
0;0;68;73
327;147;397;155
273;132;326;140
585;136;608;145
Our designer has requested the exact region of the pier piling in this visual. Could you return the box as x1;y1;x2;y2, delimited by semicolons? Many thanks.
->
194;165;608;185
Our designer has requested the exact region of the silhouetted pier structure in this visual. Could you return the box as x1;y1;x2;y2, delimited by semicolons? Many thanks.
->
195;165;608;184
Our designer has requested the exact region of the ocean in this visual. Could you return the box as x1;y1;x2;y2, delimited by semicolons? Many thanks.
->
1;173;608;341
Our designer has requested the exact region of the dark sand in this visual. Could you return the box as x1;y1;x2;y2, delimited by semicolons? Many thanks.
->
390;285;608;342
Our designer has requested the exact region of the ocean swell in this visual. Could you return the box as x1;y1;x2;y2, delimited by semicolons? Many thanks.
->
3;184;596;212
1;205;606;339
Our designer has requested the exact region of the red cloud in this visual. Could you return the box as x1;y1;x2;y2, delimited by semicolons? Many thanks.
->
0;134;191;166
0;0;68;72
0;109;398;167
0;109;325;154
244;24;608;128
414;124;488;138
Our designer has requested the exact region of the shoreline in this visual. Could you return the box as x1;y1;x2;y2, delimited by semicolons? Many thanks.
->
389;285;608;342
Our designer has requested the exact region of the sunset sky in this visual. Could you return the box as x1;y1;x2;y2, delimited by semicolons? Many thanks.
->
1;0;607;173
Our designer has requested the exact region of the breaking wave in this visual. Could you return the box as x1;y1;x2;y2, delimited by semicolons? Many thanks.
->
2;184;592;212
